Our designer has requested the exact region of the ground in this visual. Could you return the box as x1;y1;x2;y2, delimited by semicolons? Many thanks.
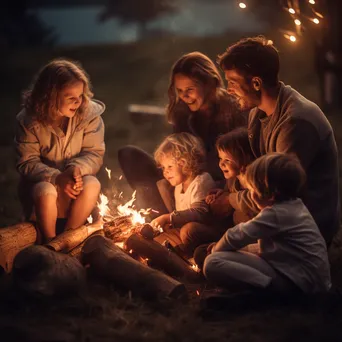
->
1;33;342;341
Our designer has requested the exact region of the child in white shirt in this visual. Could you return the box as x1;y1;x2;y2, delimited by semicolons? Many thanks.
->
204;153;331;294
151;132;218;257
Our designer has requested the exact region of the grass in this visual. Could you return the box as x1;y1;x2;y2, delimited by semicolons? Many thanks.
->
1;33;342;341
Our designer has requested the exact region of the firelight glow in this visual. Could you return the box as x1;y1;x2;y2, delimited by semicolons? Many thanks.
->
309;0;315;4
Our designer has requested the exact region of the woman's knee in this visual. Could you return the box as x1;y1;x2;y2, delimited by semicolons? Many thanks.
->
82;176;101;194
32;182;57;201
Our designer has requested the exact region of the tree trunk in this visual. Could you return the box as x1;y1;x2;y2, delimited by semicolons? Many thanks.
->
125;233;202;283
12;245;86;297
0;222;37;273
81;235;187;300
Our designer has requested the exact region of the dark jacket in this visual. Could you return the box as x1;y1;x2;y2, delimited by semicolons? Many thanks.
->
171;91;247;181
228;82;340;244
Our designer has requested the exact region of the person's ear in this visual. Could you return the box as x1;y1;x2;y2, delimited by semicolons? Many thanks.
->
251;77;262;91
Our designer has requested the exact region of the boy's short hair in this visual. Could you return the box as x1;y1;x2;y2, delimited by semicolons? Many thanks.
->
216;127;255;169
154;132;206;177
217;36;280;87
245;153;306;201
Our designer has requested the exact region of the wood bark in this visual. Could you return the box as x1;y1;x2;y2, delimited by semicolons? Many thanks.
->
125;233;202;283
46;222;103;253
0;222;37;273
81;235;187;300
12;245;86;297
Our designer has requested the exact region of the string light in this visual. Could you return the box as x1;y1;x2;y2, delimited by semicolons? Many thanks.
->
237;0;324;43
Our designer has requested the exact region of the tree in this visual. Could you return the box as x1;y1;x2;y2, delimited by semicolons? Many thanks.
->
99;0;178;37
1;0;56;49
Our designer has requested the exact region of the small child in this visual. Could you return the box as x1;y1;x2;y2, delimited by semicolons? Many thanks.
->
204;153;331;294
15;59;105;243
151;132;218;257
206;127;256;224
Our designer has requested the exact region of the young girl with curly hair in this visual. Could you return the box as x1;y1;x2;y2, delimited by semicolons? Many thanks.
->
150;132;222;258
15;59;105;243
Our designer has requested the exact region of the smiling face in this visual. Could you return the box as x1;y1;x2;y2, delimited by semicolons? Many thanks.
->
174;73;209;112
159;155;187;187
224;69;260;111
57;81;84;118
218;149;240;180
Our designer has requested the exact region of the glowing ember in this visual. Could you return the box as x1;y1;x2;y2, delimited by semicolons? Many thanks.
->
105;167;112;180
196;290;200;296
119;175;123;180
115;242;124;249
191;264;200;273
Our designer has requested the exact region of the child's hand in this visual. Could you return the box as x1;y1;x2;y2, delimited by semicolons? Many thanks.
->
209;192;234;218
72;166;83;192
205;189;223;204
151;214;171;230
207;242;216;255
56;167;82;199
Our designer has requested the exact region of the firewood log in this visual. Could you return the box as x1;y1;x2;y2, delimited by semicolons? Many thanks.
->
125;233;202;283
0;222;37;273
81;235;187;300
46;222;103;253
12;245;86;297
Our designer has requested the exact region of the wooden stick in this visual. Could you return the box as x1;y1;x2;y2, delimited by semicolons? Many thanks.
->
46;222;103;253
125;233;202;283
81;235;187;300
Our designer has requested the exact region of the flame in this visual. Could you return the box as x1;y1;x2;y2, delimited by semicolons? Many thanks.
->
117;190;151;225
98;193;110;217
105;167;112;180
191;264;200;273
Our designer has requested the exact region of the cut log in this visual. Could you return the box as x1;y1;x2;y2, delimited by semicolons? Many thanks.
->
81;235;187;300
12;245;86;297
0;222;37;273
46;222;103;253
125;233;202;283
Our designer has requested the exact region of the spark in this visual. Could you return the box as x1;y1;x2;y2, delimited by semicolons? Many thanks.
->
105;167;112;180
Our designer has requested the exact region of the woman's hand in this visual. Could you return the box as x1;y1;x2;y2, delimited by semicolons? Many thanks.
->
151;214;171;230
205;188;224;204
56;167;82;199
